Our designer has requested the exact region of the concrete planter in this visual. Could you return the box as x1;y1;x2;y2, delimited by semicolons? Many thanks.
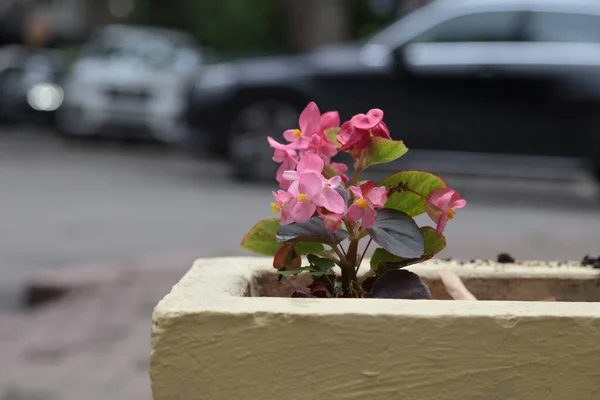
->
151;257;600;400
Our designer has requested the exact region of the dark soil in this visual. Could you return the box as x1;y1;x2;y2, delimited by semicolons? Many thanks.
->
581;255;600;269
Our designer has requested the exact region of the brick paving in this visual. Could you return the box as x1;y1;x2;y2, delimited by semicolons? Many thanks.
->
0;258;192;400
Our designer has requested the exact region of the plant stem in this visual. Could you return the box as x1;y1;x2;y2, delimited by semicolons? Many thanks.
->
351;151;366;187
356;237;373;274
343;239;359;296
331;244;347;265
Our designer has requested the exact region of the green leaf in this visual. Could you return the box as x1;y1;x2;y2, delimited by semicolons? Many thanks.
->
379;171;447;217
368;209;424;258
370;227;446;272
241;219;325;256
307;254;335;270
323;128;341;147
365;137;408;167
277;267;309;276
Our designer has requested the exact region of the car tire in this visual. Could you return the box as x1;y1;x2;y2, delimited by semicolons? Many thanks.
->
227;99;303;182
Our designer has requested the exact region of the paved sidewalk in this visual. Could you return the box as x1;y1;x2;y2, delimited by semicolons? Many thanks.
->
0;258;193;400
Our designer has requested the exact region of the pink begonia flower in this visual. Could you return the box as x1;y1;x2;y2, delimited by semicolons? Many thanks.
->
330;162;349;184
425;188;466;233
303;133;338;164
271;190;294;225
287;172;326;223
319;210;344;234
320;111;340;133
267;137;298;189
337;108;391;151
283;154;346;215
283;102;321;149
347;181;387;229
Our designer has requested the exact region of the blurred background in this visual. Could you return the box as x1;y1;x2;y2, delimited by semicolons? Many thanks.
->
1;0;599;398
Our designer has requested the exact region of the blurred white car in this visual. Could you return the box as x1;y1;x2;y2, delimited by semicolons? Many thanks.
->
57;25;203;143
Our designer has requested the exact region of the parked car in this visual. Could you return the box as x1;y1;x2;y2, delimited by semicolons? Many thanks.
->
0;48;64;124
186;0;600;180
57;24;203;144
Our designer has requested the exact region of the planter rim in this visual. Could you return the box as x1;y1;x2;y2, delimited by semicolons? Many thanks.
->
154;257;600;319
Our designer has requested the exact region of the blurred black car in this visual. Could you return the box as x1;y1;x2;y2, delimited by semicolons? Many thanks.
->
186;0;600;180
0;49;64;124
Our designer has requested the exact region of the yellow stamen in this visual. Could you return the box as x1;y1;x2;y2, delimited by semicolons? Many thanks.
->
447;209;456;219
356;198;369;209
271;202;281;213
297;193;307;202
292;129;302;137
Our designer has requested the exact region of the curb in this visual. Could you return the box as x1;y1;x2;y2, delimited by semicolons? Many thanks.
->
23;251;199;308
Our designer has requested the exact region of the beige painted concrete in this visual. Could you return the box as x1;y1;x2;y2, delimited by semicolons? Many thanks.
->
151;257;600;400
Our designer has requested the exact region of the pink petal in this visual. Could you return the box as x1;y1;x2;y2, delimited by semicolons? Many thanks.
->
298;172;324;200
367;186;387;208
327;175;341;189
330;162;348;175
299;102;320;138
283;129;298;143
297;153;324;174
319;111;340;132
282;170;298;182
320;212;343;233
287;180;300;196
268;136;286;150
349;185;363;199
354;129;371;150
276;164;292;189
425;203;443;225
291;200;316;223
361;208;377;229
351;108;384;130
452;199;467;209
280;210;293;225
435;191;456;211
437;213;449;233
321;187;346;214
360;181;377;196
371;121;391;139
346;203;364;222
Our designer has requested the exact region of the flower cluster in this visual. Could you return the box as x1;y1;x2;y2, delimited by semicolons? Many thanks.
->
244;102;466;299
268;102;464;233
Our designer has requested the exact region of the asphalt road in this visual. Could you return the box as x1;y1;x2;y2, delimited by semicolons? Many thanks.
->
1;128;599;308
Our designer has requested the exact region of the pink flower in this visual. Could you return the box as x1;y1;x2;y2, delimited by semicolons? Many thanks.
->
303;133;338;164
282;153;324;181
319;111;340;133
267;137;298;189
319;211;344;234
425;188;466;233
283;102;321;149
287;172;326;223
271;190;294;225
347;181;387;229
330;162;349;184
337;108;390;151
283;154;346;215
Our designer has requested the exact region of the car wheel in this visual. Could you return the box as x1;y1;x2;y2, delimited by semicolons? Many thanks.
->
55;105;97;139
228;100;301;182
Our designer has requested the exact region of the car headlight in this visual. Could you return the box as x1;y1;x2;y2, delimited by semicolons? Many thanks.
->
27;83;64;112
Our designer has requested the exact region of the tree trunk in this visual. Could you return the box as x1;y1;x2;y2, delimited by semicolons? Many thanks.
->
281;0;352;52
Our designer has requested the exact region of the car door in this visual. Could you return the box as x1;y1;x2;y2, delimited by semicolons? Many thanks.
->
389;9;541;154
518;10;600;158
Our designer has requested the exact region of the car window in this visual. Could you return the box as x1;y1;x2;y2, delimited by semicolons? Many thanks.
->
412;12;522;43
528;12;600;43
